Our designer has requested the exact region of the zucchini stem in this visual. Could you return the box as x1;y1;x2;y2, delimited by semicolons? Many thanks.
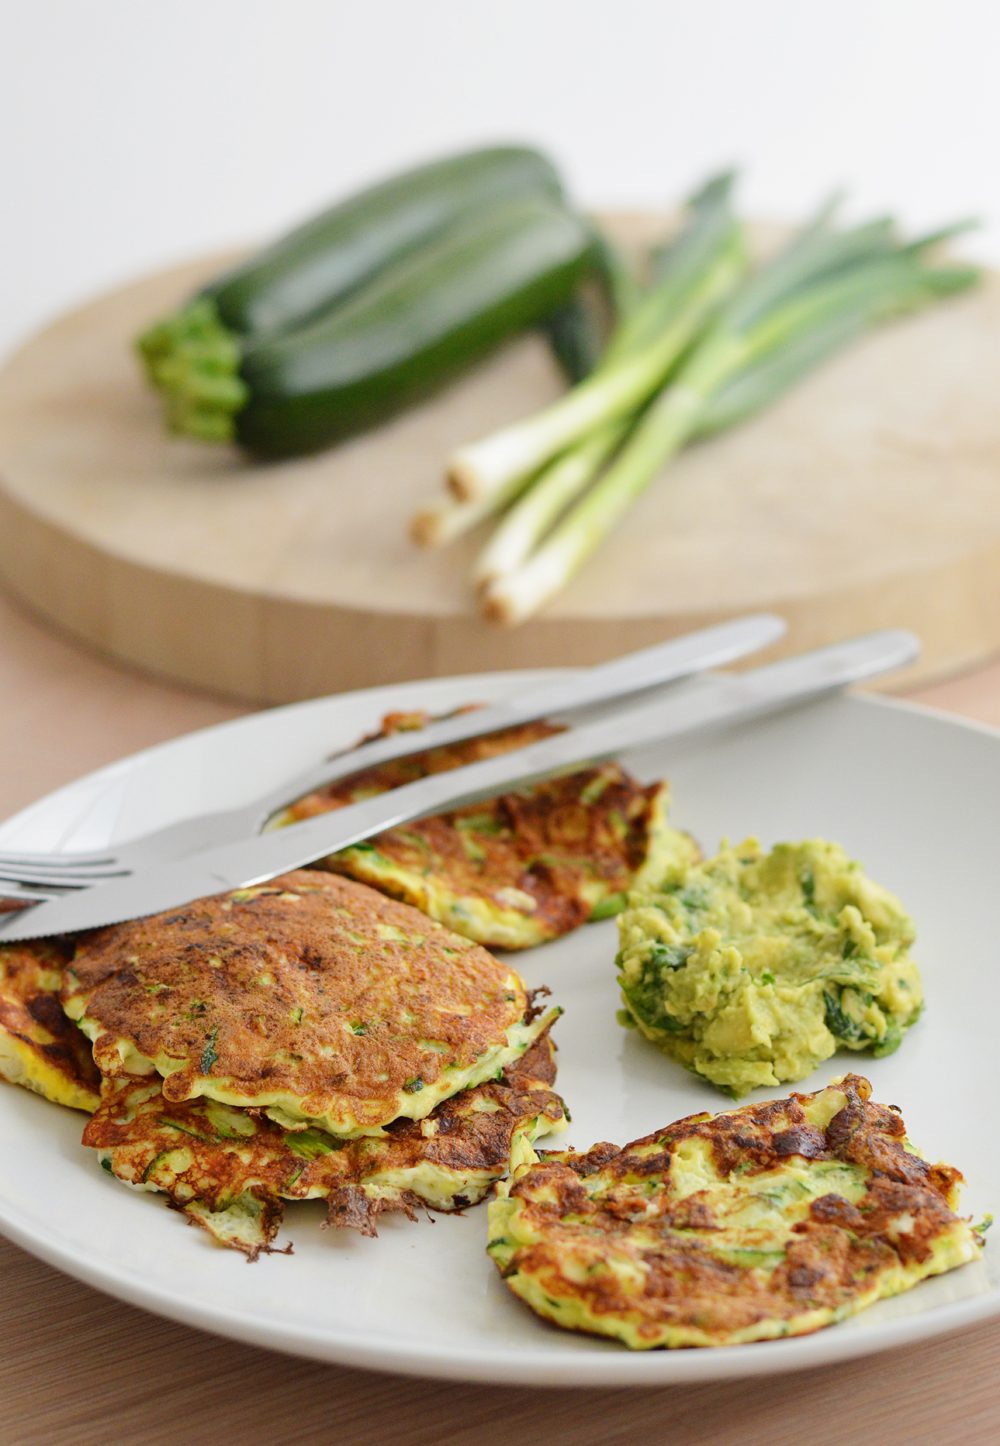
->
137;298;239;381
138;297;248;442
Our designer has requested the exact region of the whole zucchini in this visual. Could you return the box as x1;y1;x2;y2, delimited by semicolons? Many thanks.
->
158;197;597;457
139;146;563;376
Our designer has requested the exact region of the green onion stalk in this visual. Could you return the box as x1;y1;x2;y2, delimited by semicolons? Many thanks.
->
471;422;626;585
415;173;746;556
469;204;908;591
410;473;530;547
411;231;645;549
446;175;748;503
437;192;903;572
483;237;978;624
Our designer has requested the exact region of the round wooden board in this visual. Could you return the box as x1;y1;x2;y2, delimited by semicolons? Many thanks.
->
2;216;1000;704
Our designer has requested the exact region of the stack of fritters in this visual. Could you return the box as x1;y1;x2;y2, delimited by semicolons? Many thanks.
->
70;871;566;1255
278;710;698;949
1;871;565;1258
83;1028;564;1257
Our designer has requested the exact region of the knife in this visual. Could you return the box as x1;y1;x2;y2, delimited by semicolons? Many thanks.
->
0;612;786;887
0;629;919;941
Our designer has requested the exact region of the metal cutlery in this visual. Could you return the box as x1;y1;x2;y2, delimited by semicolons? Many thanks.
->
0;628;919;941
0;614;784;896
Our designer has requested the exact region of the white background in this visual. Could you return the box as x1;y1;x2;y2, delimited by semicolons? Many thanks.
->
3;0;998;360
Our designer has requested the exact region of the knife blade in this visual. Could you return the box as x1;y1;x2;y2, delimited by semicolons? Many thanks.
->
0;613;787;882
0;629;919;941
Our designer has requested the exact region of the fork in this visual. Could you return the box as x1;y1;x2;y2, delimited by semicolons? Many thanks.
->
0;628;921;943
0;614;784;900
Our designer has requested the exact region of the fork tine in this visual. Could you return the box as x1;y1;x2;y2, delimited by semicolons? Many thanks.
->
0;880;72;907
0;848;119;869
0;864;127;888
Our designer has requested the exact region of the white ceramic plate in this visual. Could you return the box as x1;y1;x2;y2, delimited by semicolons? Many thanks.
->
0;672;997;1385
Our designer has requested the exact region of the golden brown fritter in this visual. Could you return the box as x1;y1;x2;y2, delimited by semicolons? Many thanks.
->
84;1025;566;1258
0;942;99;1112
488;1074;984;1348
280;711;696;949
62;871;544;1136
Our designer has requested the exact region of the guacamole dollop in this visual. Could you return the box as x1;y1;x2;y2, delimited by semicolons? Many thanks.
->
616;838;923;1096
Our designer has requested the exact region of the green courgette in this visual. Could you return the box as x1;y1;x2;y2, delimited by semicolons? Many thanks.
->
138;145;563;377
156;197;597;457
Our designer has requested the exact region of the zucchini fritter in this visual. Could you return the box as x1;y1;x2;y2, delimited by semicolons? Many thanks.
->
489;1074;983;1349
0;942;99;1112
63;871;548;1137
85;1023;566;1259
281;710;697;949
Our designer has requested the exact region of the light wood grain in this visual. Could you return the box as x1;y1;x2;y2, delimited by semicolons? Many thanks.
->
0;584;997;1443
2;1234;996;1446
2;221;1000;705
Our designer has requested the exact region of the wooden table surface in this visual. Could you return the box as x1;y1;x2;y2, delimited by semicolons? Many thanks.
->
2;588;998;1446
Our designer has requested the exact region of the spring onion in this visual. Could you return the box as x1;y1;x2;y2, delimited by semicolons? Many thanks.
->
447;174;747;502
467;183;752;581
413;172;979;626
483;229;978;623
472;201;885;595
410;475;527;547
414;174;743;556
472;422;626;585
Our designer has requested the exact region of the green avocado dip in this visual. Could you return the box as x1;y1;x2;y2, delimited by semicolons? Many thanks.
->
616;838;923;1097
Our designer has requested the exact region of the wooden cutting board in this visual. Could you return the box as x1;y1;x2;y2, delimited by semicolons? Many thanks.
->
1;217;999;705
